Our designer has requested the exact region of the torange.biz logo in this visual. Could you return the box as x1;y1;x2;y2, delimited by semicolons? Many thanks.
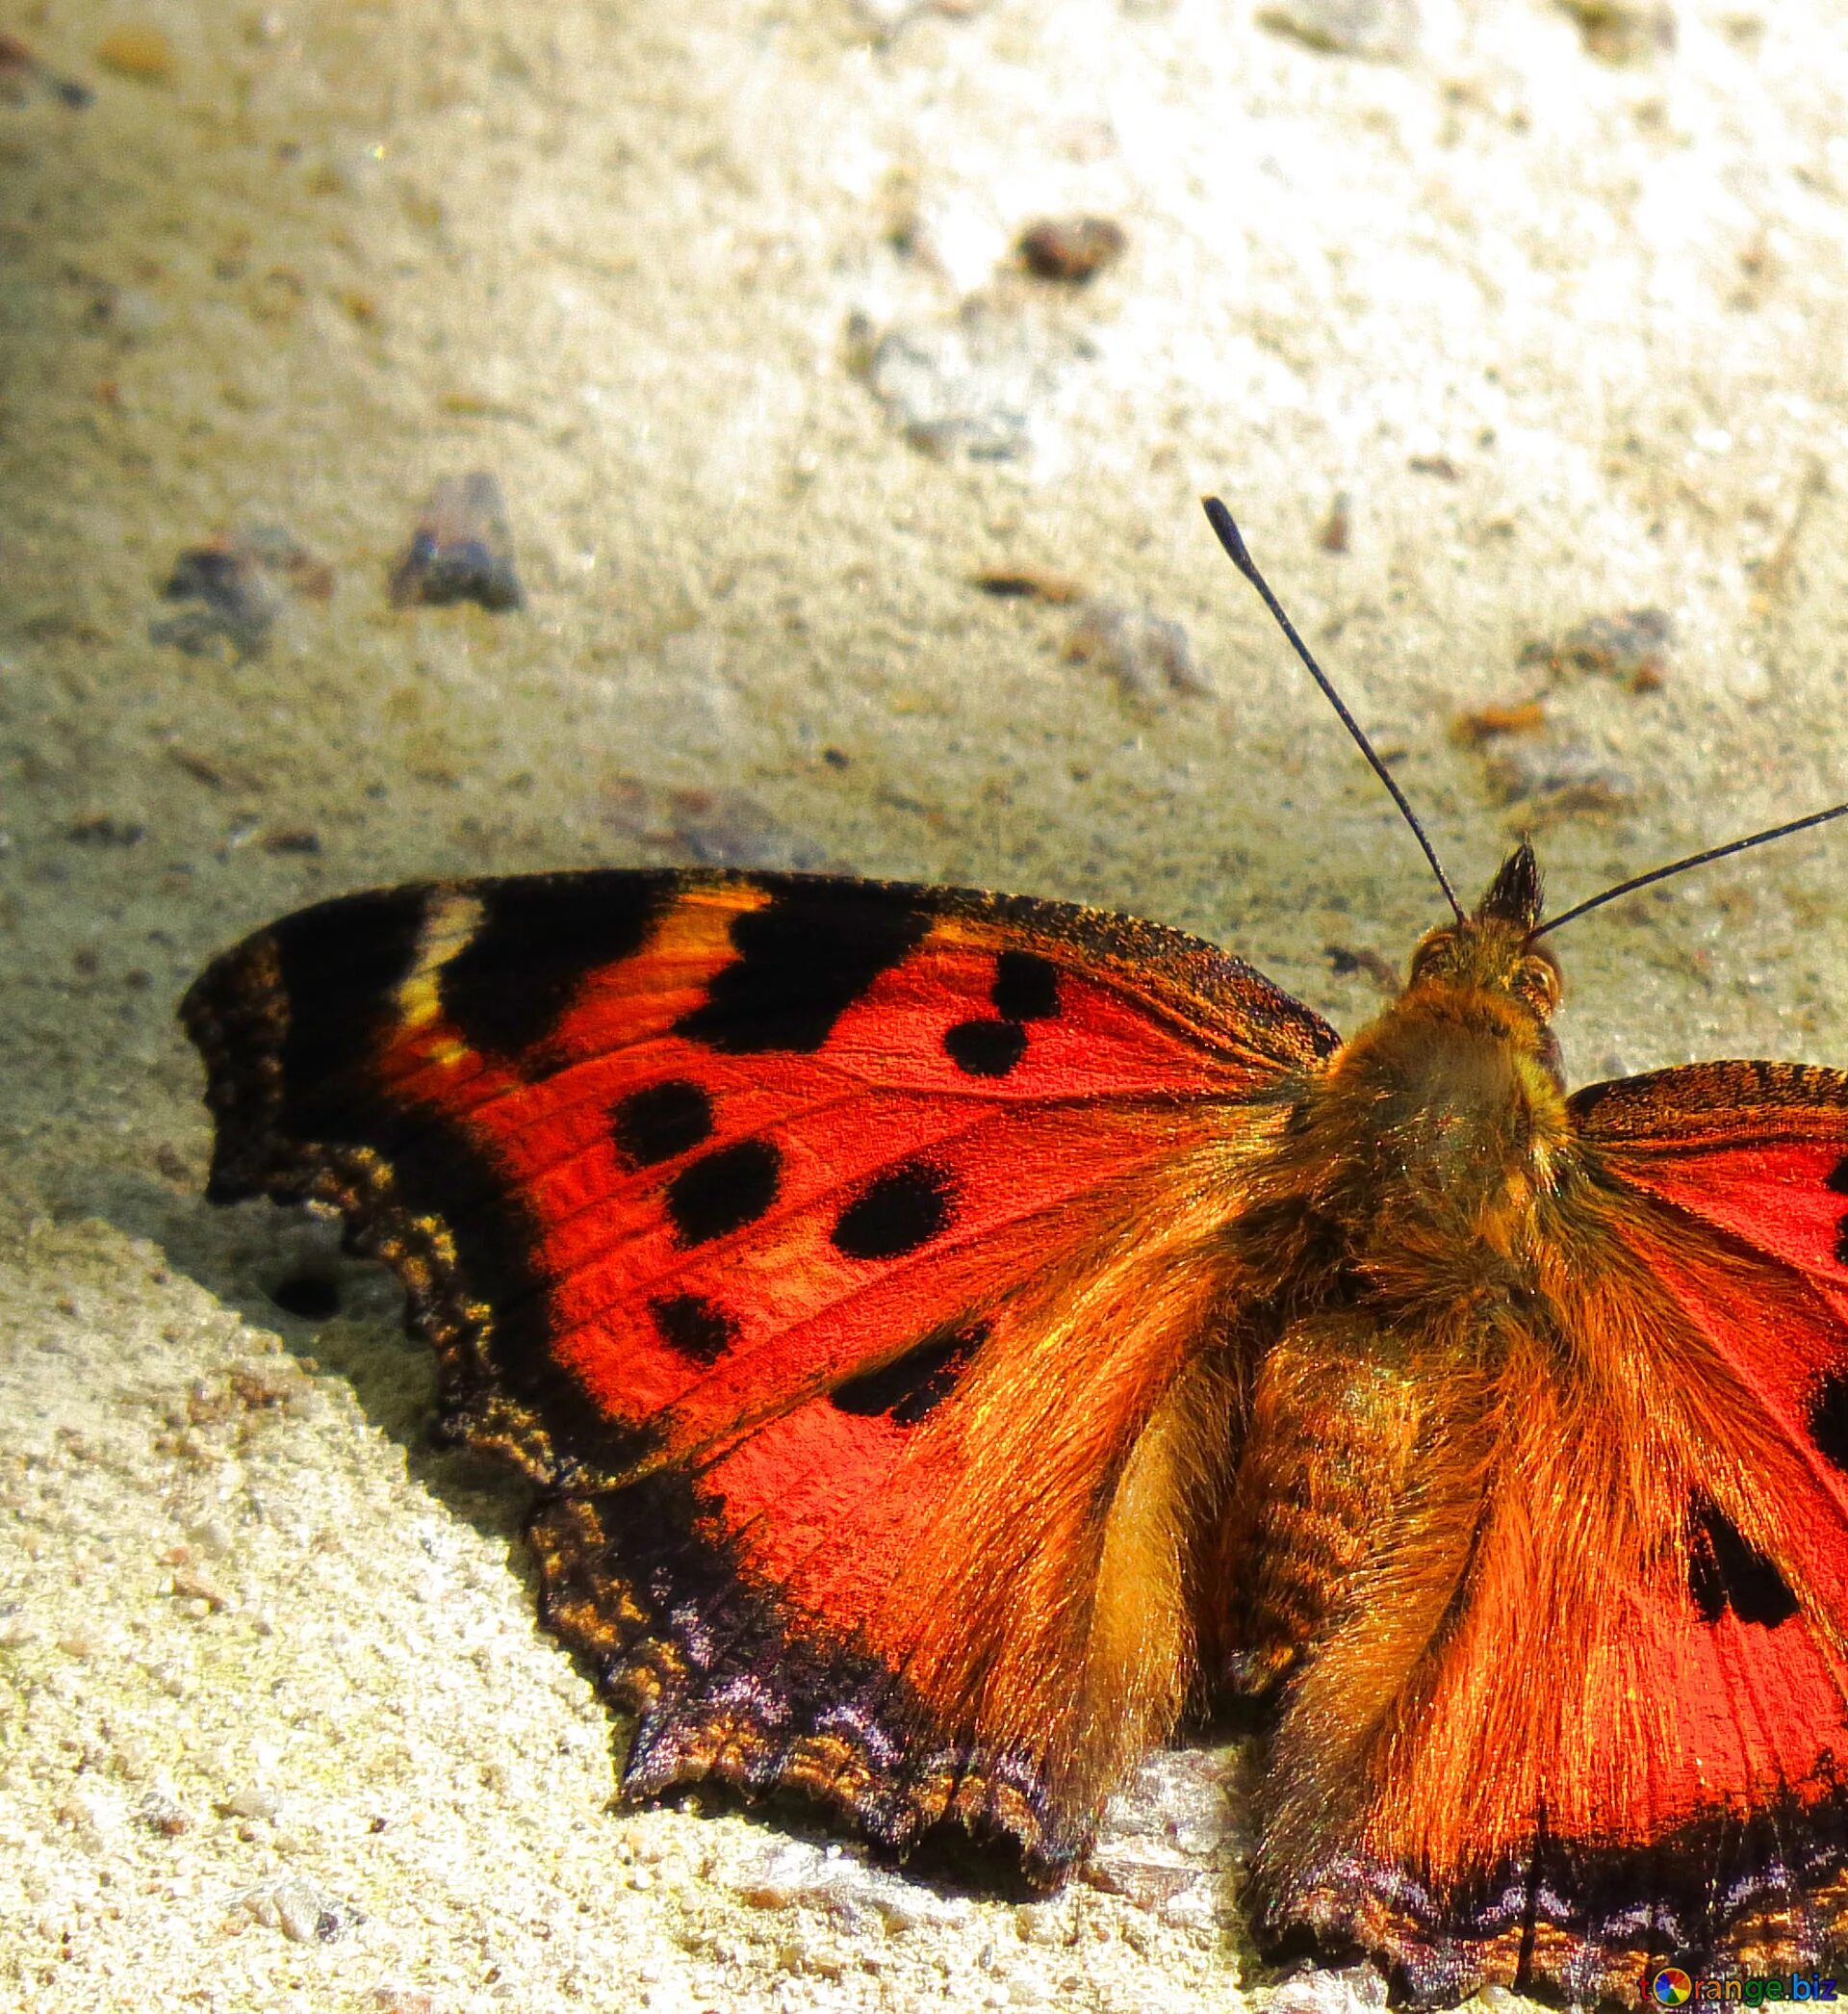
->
1650;1968;1838;2005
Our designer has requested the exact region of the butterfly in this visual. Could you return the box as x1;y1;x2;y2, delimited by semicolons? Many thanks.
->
179;501;1848;2006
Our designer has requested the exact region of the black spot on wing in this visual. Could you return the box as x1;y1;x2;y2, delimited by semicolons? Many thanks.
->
831;1161;954;1262
270;887;428;1125
943;947;1062;1078
666;1139;783;1247
614;1080;713;1168
674;888;929;1054
1688;1496;1797;1629
649;1293;738;1366
831;1321;989;1426
1826;1156;1848;1265
943;1020;1028;1078
992;949;1059;1022
439;873;668;1062
1811;1374;1848;1473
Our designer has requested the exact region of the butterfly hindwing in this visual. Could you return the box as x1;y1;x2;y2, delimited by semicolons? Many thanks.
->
1249;1060;1848;2002
182;866;1335;1872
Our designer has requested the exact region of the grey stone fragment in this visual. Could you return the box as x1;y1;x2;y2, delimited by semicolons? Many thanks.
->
229;1872;365;1944
862;305;1083;462
389;471;524;612
1257;0;1419;60
1065;604;1213;702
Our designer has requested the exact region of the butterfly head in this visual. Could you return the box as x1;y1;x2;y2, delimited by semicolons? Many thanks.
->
1404;840;1563;1031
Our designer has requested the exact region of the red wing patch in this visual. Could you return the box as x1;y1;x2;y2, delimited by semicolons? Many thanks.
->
1575;1061;1848;1528
182;867;1332;1875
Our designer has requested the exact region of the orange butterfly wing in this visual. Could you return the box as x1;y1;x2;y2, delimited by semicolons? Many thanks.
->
1251;1061;1848;2002
183;868;1334;1873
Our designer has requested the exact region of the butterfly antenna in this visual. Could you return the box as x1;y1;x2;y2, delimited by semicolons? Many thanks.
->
1203;497;1465;923
1532;796;1848;939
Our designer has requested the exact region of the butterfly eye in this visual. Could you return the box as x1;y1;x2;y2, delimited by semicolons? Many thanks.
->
1511;952;1561;1018
1407;929;1459;983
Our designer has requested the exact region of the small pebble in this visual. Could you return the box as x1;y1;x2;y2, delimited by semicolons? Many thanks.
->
1520;607;1670;690
187;1518;234;1558
726;1837;951;1931
241;522;335;598
1267;1962;1393;2014
60;1788;120;1835
169;1566;230;1613
149;529;321;661
603;776;834;873
0;32;92;105
972;566;1085;604
1450;701;1547;744
230;1872;361;1945
862;307;1070;462
1158;1878;1220;1929
261;828;323;857
1258;0;1419;59
389;471;524;611
66;814;146;846
1100;1745;1242;1859
1084;1851;1200;1910
112;1734;153;1779
138;1790;190;1837
1015;217;1126;285
732;1841;826;1909
1065;604;1212;701
1317;492;1351;553
1013;1902;1069;1946
1554;0;1675;63
95;25;176;83
1482;738;1634;811
670;788;825;870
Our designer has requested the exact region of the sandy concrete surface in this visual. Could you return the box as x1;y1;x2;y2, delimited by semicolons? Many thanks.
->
5;0;1848;2008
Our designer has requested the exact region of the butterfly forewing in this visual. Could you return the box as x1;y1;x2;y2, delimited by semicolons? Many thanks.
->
182;866;1332;1874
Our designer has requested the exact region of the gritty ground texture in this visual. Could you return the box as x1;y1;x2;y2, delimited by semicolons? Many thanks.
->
4;1;1848;2009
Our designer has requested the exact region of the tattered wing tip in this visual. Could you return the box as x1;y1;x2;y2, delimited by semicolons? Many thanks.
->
1476;839;1544;932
